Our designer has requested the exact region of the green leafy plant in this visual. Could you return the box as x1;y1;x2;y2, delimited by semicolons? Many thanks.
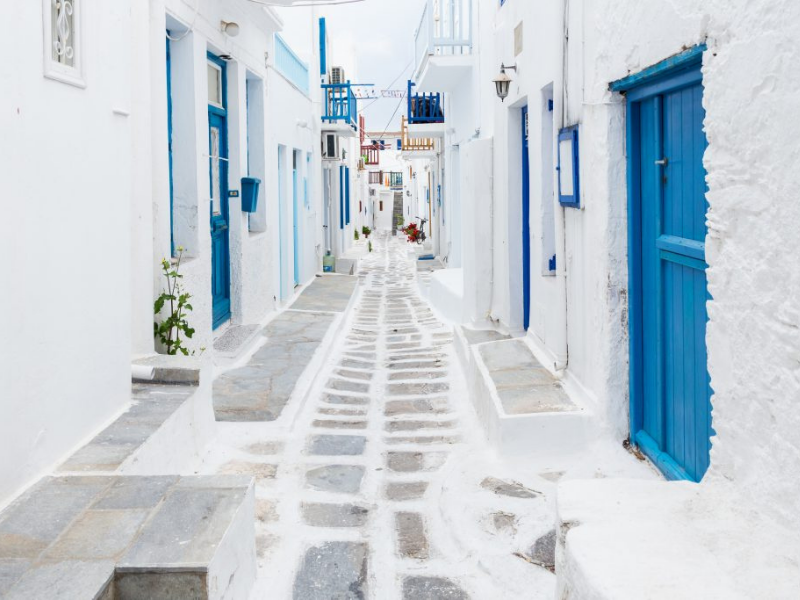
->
368;241;373;253
361;225;372;238
354;229;360;240
154;247;196;356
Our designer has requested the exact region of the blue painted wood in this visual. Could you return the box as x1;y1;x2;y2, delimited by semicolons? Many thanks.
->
278;149;286;299
208;53;231;329
610;45;706;93
322;83;358;131
627;57;712;482
319;18;327;76
339;166;344;229
557;126;580;208
407;80;445;125
166;34;175;257
521;105;531;331
293;163;300;286
345;167;351;225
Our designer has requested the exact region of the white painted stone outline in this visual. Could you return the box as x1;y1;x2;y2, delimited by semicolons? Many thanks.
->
42;0;85;88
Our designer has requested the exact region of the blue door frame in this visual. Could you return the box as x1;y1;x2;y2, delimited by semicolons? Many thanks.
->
615;46;713;482
166;34;175;256
292;153;300;286
278;148;286;299
521;105;531;331
208;53;231;329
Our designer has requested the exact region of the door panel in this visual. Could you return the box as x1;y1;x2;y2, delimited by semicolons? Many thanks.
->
521;105;531;331
635;68;712;482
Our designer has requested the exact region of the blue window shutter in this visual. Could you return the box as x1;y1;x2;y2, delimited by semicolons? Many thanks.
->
557;125;580;208
339;166;344;229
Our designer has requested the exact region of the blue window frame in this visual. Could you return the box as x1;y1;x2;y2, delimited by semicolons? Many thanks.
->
339;166;344;229
557;125;580;208
345;166;351;225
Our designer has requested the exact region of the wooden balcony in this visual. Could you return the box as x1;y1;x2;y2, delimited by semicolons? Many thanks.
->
401;116;437;155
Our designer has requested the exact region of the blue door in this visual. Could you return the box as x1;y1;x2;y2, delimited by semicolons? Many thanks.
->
278;149;286;299
521;105;531;331
625;55;712;482
292;152;300;286
208;54;231;329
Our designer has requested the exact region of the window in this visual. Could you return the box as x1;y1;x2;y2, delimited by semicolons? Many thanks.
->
557;126;580;208
208;63;223;107
380;201;384;212
43;0;84;86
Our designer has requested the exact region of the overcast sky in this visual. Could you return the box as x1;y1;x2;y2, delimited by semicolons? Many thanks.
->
275;0;426;133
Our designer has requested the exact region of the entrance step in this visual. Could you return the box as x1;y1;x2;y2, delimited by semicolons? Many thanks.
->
0;475;255;600
58;381;214;475
213;324;263;361
455;329;592;456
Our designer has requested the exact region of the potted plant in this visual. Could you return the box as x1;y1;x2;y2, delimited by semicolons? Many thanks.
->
361;225;372;239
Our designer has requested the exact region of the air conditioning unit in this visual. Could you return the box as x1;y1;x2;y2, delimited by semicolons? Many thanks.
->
330;66;346;85
322;133;340;160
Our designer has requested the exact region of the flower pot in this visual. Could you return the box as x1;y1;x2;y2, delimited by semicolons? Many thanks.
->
241;177;261;213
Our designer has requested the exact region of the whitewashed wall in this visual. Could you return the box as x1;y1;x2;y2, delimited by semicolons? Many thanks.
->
0;0;133;505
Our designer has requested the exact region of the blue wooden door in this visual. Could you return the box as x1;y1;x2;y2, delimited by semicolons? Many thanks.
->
278;149;286;299
208;55;231;328
630;62;712;482
521;105;531;331
292;153;300;286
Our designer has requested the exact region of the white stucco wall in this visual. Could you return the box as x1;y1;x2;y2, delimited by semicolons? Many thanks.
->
0;0;134;505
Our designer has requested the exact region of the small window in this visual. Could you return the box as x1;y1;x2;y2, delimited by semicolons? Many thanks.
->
380;201;384;212
43;0;84;86
208;62;223;107
557;126;580;208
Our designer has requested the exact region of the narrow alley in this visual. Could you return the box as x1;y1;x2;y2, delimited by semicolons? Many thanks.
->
201;235;566;599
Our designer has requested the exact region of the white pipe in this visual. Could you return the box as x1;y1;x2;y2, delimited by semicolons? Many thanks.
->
131;364;155;381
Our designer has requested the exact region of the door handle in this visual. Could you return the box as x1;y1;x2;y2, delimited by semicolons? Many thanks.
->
655;158;668;166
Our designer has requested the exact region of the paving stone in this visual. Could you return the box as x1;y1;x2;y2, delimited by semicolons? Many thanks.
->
395;512;429;559
402;576;470;600
526;529;556;571
480;477;540;499
255;499;279;524
385;436;459;446
387;360;447;370
340;359;376;370
492;512;518;534
385;399;450;416
289;275;358;312
322;394;370;406
312;419;368;430
293;542;368;600
327;379;371;394
318;407;368;417
91;476;178;510
245;441;285;455
386;420;456;433
386;452;446;473
308;435;366;456
301;503;369;528
256;533;280;561
335;369;374;381
306;465;365;494
42;509;150;560
385;482;429;501
0;560;29;596
4;560;115;600
219;460;278;481
387;382;449;396
388;370;447;381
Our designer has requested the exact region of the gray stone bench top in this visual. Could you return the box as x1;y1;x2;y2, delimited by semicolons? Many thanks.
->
477;339;577;415
58;383;196;473
0;475;253;599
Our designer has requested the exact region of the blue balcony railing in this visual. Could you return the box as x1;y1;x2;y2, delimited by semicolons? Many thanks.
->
389;172;403;189
322;82;358;131
414;0;472;75
407;81;444;124
274;34;310;96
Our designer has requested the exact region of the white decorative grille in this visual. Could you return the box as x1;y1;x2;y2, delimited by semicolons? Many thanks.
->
52;0;75;67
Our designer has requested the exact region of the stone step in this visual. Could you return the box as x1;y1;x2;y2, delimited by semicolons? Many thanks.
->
0;475;255;600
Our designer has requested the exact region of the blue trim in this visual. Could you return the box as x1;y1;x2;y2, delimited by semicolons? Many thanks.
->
319;18;327;76
635;431;693;481
407;80;444;124
345;167;351;225
339;166;344;229
557;125;580;208
610;44;706;93
166;33;175;257
322;83;358;131
521;105;531;330
274;34;310;95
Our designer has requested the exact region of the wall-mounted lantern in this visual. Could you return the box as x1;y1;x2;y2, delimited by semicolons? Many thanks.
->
493;63;517;102
221;21;240;37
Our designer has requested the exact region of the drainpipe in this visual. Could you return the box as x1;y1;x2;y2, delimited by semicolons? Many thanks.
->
551;0;570;371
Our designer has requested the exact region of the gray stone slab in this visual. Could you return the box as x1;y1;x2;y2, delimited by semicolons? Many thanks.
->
384;436;459;446
301;503;369;528
119;485;248;568
335;369;374;381
491;367;555;389
132;356;202;386
58;443;140;472
386;360;447;370
312;419;368;430
385;399;450;416
402;576;469;600
492;512;518;533
4;560;114;600
340;359;376;370
480;477;541;499
0;477;111;559
395;512;429;559
387;452;424;472
497;385;576;415
293;542;368;600
306;465;365;494
387;382;449;396
0;559;30;596
114;571;206;600
245;441;284;456
385;420;456;433
308;435;366;456
526;529;556;571
219;460;278;482
462;328;512;345
256;499;279;524
388;371;447;381
213;324;261;354
327;379;371;394
43;509;150;560
318;407;368;417
478;339;540;371
322;394;370;406
385;482;429;501
92;476;178;510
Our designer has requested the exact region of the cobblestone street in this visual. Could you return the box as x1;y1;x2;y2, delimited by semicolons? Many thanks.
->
200;236;558;599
